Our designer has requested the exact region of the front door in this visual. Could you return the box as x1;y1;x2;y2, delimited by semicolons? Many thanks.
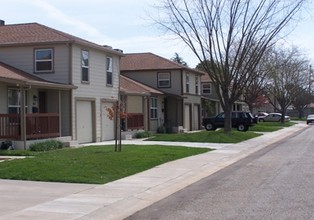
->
38;91;46;113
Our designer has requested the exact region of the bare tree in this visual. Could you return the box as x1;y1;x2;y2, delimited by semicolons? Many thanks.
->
292;86;314;118
154;0;305;131
263;46;309;122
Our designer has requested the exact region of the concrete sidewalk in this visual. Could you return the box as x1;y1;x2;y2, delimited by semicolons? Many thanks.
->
0;122;307;220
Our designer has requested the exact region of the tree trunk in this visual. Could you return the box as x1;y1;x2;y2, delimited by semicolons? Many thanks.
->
223;105;232;132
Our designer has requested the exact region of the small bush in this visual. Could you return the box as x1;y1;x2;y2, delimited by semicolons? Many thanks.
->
29;140;64;152
157;126;167;133
135;131;151;139
0;141;13;150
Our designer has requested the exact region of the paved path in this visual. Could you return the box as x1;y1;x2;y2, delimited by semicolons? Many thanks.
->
0;122;307;220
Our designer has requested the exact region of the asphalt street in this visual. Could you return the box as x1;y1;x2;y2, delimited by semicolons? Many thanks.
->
0;122;308;219
126;124;314;220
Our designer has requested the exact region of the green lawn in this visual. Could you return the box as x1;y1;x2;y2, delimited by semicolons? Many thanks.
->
147;122;295;142
147;130;262;143
0;122;296;184
250;121;295;132
0;145;210;184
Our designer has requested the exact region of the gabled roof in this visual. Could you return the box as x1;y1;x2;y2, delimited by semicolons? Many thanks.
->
120;52;204;75
201;72;213;83
0;23;122;56
0;62;76;89
120;75;163;95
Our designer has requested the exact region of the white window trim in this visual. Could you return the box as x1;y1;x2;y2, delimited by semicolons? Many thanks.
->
202;83;211;95
35;48;53;73
195;76;199;94
8;88;28;114
106;57;113;86
150;97;158;119
157;72;171;88
81;50;89;82
186;73;190;93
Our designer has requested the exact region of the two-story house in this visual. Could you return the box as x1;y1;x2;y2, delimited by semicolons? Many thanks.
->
120;75;164;136
0;21;123;148
201;72;249;118
120;53;204;132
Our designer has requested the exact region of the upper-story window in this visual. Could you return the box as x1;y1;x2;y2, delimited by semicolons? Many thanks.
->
35;48;53;72
157;72;171;88
202;83;211;95
106;57;113;86
186;73;190;93
195;76;199;94
81;50;89;82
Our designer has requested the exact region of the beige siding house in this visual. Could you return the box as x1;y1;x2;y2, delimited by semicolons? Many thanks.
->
0;22;123;148
121;53;204;132
120;75;164;136
201;73;249;118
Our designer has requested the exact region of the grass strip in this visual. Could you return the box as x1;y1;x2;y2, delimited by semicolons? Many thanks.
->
0;145;210;184
147;130;261;143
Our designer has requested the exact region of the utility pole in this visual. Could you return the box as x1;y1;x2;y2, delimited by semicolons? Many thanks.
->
309;65;313;93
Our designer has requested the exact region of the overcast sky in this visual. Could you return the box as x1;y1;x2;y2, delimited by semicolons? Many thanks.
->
1;0;314;68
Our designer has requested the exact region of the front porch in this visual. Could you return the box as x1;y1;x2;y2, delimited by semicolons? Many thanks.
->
0;113;60;140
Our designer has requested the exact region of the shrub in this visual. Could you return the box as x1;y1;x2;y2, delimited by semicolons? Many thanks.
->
29;140;64;152
135;131;151;139
0;141;13;150
157;125;167;133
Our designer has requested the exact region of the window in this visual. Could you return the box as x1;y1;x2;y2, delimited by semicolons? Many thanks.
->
186;73;190;93
202;83;211;95
106;57;113;86
8;88;28;114
81;50;89;82
157;72;171;88
195;76;199;94
35;48;53;72
150;97;158;119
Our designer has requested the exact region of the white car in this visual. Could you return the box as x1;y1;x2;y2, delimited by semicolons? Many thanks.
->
261;113;290;122
306;114;314;124
255;112;269;122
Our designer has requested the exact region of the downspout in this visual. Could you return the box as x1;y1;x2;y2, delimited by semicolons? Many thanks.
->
68;43;74;141
58;90;61;137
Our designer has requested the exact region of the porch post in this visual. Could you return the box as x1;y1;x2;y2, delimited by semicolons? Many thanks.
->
20;86;27;149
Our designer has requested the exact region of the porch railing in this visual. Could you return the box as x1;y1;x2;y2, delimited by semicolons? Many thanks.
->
126;113;144;130
26;113;60;139
0;113;60;140
0;114;20;139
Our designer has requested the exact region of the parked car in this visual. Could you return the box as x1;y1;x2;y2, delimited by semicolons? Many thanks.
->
261;113;290;122
255;112;269;122
306;114;314;124
202;111;256;132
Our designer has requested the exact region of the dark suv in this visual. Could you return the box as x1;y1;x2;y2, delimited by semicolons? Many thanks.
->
202;111;256;132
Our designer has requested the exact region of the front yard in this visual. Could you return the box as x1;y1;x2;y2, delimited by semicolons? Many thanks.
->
0;121;295;184
0;145;210;184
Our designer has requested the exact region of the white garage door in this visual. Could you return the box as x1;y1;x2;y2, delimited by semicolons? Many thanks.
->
102;102;115;141
184;104;191;131
77;101;93;143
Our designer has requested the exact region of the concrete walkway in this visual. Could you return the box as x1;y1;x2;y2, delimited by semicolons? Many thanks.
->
0;122;307;220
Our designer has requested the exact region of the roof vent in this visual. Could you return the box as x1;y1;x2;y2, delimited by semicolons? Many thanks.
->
0;20;5;26
103;45;112;49
114;49;123;53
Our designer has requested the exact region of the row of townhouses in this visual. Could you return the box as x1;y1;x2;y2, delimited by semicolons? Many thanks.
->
0;21;246;149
